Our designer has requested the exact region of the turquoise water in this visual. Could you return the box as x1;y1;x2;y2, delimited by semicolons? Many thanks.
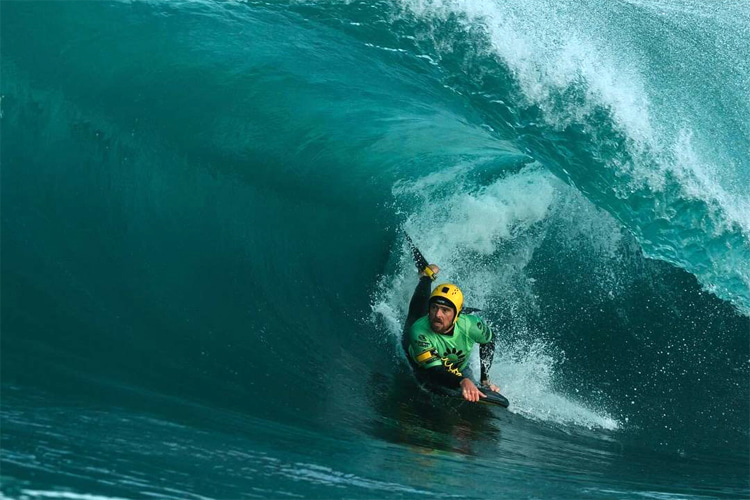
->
1;1;748;498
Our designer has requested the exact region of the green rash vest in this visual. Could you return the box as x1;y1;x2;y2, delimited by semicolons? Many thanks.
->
407;314;492;377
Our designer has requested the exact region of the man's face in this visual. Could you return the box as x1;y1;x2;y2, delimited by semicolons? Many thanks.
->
429;303;455;334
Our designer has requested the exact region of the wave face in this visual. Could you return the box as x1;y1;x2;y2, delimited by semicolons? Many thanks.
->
2;1;748;499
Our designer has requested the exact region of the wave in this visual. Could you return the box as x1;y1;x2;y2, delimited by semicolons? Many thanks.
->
352;0;750;313
1;0;748;455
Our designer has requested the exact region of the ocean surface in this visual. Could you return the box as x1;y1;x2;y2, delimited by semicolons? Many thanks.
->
2;1;749;498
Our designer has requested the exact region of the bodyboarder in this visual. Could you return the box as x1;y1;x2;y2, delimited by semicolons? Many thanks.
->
402;263;502;403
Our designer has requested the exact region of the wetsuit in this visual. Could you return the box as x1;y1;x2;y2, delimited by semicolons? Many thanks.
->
402;276;496;389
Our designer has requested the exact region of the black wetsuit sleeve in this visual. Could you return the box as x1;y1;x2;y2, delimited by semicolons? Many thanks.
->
405;277;432;332
480;337;496;382
401;277;432;354
418;364;466;388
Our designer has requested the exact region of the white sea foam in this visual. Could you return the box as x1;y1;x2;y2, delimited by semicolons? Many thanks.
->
18;491;132;500
471;341;619;430
394;0;750;312
397;0;655;145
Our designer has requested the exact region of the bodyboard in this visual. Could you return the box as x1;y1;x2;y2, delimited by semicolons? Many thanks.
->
426;384;510;408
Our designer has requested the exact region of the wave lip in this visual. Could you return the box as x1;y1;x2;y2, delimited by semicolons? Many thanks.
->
392;0;750;314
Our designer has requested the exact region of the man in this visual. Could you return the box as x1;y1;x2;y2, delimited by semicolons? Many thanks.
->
402;264;501;402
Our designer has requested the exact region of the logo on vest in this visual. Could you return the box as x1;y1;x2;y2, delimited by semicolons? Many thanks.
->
442;347;465;367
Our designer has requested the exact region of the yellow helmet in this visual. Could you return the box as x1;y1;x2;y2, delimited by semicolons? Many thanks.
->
429;283;464;323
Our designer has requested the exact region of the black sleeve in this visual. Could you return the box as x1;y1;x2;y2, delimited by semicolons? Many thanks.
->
405;276;432;330
417;363;466;389
401;277;432;353
479;337;496;383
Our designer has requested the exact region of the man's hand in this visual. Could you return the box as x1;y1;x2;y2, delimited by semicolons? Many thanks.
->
460;378;487;402
480;380;501;393
420;264;440;278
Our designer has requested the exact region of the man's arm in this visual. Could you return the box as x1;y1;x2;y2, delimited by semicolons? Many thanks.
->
424;366;487;402
479;341;496;385
410;334;488;401
403;276;432;335
419;357;486;401
401;264;439;355
411;345;464;387
421;363;466;388
467;316;499;389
